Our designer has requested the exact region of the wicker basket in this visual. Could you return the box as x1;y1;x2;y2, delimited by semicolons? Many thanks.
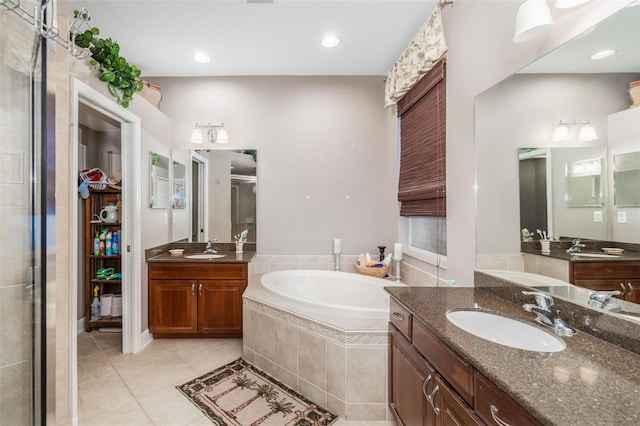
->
353;261;390;278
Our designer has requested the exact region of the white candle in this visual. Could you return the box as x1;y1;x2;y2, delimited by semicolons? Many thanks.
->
394;243;403;261
333;238;342;254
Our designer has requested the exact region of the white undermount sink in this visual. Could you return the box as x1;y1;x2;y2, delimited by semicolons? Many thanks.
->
446;310;566;353
184;254;226;259
571;253;621;258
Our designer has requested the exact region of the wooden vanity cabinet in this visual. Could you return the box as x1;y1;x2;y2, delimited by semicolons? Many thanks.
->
570;261;640;304
148;262;247;338
389;298;540;426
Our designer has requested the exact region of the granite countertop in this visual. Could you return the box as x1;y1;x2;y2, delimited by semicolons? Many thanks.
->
385;286;640;425
147;251;255;263
521;249;640;262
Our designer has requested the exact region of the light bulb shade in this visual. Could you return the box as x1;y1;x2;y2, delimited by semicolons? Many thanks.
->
556;0;592;9
579;124;598;141
513;0;554;43
216;127;229;144
190;128;204;144
552;124;570;141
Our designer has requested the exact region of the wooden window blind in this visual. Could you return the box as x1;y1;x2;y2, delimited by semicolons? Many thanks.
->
397;59;446;217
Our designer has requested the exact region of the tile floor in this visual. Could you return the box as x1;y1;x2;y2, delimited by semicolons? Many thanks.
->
77;332;395;425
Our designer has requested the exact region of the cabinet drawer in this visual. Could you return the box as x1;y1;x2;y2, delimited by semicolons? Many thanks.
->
389;298;412;341
149;263;246;280
412;319;474;406
571;262;640;279
475;371;541;426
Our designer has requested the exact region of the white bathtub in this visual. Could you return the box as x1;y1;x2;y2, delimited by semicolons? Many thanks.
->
260;269;393;319
243;269;404;421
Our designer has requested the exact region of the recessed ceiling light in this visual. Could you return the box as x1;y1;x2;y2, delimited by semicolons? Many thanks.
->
321;34;340;48
193;52;211;63
590;49;617;60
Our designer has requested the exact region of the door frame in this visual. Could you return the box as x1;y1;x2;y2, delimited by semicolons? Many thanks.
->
69;78;142;423
190;151;208;242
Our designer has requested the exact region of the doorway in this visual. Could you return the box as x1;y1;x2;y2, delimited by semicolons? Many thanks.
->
70;78;142;423
191;151;208;242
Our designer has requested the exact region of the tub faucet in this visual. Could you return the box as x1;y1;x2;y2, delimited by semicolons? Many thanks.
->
205;238;219;253
566;238;586;253
522;291;576;336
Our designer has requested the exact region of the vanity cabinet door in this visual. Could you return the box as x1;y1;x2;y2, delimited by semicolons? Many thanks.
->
474;371;542;426
389;324;436;426
198;280;245;336
149;280;198;334
571;279;626;300
437;375;482;426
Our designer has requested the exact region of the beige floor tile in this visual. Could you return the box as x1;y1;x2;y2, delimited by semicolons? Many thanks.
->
90;401;153;426
78;375;137;419
138;387;204;426
124;357;197;400
174;340;242;376
91;331;123;352
77;352;119;386
77;335;102;357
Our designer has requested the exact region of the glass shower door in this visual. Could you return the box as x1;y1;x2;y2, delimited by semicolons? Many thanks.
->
0;1;46;424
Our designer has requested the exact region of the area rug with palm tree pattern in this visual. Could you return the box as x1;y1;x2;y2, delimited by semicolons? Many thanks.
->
177;358;338;426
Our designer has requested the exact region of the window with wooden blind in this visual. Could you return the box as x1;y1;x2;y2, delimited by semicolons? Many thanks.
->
397;59;446;217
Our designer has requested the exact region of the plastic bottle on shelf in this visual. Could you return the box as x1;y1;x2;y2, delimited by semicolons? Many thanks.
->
93;232;100;256
90;285;101;321
112;231;119;255
99;231;106;256
105;230;112;255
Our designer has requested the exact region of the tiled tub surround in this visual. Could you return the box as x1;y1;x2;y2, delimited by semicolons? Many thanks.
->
243;271;406;422
385;275;640;425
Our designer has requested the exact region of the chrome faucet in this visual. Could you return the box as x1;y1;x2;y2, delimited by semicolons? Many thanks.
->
522;291;576;336
566;238;586;253
205;238;219;253
588;290;622;312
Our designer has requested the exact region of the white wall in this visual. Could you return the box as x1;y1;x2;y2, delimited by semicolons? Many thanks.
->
476;73;631;255
148;76;396;256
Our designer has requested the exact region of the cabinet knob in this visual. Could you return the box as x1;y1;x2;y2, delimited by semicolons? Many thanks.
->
490;405;512;426
392;312;404;322
198;283;202;296
627;282;634;296
191;283;195;296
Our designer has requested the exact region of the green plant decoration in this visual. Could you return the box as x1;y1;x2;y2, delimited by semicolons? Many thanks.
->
151;152;161;166
72;10;143;108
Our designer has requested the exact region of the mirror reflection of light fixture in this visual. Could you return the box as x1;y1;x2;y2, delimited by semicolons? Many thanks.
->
190;123;229;144
552;120;598;142
513;0;554;43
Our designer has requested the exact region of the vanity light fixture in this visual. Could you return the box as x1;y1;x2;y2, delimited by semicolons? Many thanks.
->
552;120;598;142
513;0;554;43
190;123;229;144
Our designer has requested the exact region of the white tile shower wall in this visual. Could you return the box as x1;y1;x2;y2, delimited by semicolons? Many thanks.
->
242;300;392;422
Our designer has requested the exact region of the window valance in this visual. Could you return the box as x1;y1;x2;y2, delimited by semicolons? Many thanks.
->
384;7;447;108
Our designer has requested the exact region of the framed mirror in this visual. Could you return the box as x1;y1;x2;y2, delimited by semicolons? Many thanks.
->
476;4;640;317
172;160;186;209
150;152;170;208
170;149;258;243
614;151;640;206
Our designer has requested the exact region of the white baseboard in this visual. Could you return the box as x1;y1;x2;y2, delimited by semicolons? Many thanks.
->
138;329;153;353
